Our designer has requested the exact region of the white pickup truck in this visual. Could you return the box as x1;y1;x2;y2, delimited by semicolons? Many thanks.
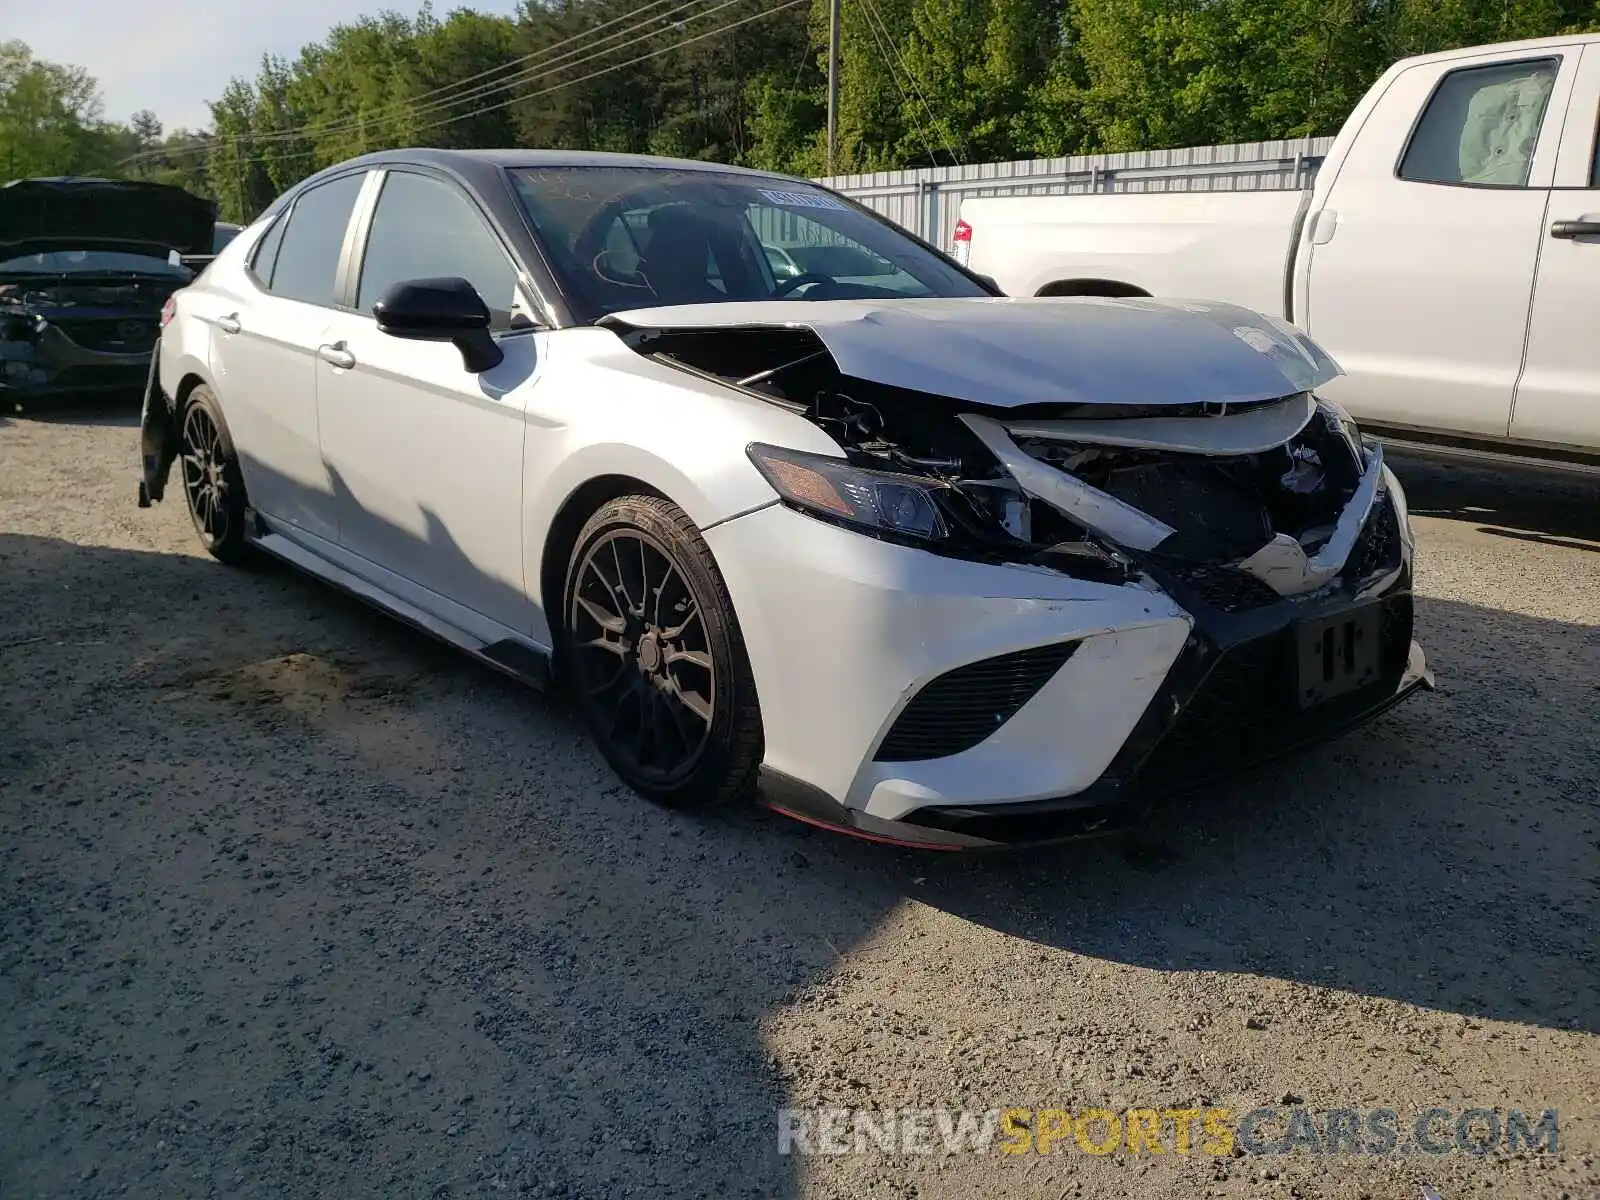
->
957;33;1600;463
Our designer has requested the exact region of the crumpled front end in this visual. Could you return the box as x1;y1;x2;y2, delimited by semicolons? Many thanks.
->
1;272;183;402
617;298;1433;847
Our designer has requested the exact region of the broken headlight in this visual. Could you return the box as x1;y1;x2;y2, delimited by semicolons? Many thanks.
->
747;443;949;542
1318;397;1365;460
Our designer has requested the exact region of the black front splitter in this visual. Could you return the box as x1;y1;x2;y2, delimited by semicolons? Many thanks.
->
758;640;1434;853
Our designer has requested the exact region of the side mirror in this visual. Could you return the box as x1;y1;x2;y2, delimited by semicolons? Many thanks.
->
373;276;503;373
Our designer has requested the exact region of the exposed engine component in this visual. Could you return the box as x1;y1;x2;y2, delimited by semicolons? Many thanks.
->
624;325;1379;594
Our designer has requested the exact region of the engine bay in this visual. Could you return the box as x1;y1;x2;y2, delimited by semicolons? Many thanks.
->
621;324;1385;601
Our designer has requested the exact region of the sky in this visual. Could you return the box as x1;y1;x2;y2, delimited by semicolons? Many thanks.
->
5;0;525;133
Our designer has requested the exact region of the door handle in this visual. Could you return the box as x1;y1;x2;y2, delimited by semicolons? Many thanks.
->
217;312;241;334
1549;219;1600;239
317;342;356;370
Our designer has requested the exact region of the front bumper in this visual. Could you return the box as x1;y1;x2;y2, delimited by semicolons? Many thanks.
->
1;321;154;398
707;498;1430;851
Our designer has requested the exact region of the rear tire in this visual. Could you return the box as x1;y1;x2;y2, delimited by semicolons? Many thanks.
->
178;385;250;564
561;495;763;810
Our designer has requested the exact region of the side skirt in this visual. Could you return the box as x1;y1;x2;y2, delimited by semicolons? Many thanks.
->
249;519;553;692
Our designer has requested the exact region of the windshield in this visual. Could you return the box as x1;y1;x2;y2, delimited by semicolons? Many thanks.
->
0;249;188;277
508;167;986;321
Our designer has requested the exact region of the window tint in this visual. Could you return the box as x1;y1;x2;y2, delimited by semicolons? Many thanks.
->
250;212;288;286
509;167;986;320
357;171;520;331
269;173;366;305
1399;59;1559;188
749;203;926;295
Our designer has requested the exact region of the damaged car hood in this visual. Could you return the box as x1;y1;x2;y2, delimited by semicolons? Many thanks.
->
0;177;217;258
601;296;1341;409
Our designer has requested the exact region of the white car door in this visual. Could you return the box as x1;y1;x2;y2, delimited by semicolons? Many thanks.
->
1512;43;1600;453
1303;49;1577;438
315;167;540;636
208;171;369;543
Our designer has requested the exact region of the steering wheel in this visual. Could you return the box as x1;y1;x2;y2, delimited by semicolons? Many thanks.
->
771;272;835;297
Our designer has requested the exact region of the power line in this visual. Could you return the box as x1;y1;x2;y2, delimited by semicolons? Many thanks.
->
855;0;945;168
119;0;716;166
408;0;807;137
860;0;964;167
161;1;806;180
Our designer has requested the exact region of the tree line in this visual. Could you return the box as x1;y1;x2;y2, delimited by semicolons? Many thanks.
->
5;0;1599;224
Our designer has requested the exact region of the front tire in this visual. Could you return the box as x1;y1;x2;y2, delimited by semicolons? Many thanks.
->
178;385;250;564
561;495;763;810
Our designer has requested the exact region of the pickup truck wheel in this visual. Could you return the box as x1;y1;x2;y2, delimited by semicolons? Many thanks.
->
562;495;763;810
179;385;250;564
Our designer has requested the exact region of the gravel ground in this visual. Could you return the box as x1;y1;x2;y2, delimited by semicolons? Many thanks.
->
1;404;1596;1200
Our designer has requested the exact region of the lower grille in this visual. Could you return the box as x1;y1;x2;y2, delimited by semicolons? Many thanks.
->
1174;563;1283;613
1128;590;1413;794
875;641;1079;762
1343;493;1402;582
52;318;158;353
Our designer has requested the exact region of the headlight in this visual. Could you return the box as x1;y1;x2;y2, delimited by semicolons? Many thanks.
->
1316;396;1364;457
747;443;949;542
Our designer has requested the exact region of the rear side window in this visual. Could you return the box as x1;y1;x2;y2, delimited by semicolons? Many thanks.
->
356;171;519;331
268;173;367;306
249;213;288;286
1399;58;1559;188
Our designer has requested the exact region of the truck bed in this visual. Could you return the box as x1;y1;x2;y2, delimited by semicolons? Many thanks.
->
962;189;1308;318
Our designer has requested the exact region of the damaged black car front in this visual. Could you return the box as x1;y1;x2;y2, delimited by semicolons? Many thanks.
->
0;177;215;408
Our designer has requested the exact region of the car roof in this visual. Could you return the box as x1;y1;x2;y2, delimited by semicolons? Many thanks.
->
324;147;797;181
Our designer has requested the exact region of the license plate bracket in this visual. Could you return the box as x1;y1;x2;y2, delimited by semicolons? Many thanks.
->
1295;604;1381;707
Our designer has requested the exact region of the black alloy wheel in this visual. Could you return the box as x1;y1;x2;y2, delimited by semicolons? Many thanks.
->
179;385;249;563
562;495;762;809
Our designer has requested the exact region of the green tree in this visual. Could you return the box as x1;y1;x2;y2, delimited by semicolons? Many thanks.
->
0;40;120;179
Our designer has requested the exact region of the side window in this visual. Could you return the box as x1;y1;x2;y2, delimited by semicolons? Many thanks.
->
748;203;926;295
357;171;520;331
269;173;367;305
249;211;289;287
1399;58;1560;188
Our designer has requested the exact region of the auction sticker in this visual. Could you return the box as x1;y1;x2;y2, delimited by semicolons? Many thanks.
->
760;188;849;210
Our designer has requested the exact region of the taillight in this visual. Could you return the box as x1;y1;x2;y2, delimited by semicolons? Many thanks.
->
952;219;972;265
159;296;177;327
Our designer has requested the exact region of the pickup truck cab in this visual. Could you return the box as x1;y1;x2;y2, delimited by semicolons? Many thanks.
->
959;34;1600;461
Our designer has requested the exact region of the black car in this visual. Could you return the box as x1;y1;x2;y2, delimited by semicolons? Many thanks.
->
0;177;215;406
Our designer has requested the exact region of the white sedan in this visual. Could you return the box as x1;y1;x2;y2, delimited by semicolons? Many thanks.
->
139;150;1432;849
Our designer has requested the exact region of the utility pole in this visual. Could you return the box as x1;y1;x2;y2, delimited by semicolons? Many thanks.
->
826;0;840;176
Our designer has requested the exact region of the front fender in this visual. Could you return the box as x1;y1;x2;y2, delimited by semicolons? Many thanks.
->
519;328;843;646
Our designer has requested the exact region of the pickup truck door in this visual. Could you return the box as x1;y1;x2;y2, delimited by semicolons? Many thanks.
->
1511;44;1600;453
1303;48;1578;439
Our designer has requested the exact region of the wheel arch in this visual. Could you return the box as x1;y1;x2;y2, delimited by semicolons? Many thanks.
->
1034;278;1152;298
537;473;670;656
172;371;209;412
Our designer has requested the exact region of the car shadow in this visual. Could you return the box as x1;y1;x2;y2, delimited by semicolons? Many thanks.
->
1;475;1596;1196
1389;451;1600;545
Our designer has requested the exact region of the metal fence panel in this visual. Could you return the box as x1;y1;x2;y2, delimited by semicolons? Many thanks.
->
814;137;1336;247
